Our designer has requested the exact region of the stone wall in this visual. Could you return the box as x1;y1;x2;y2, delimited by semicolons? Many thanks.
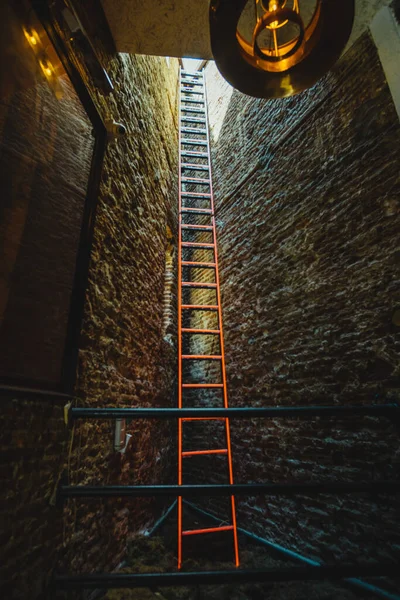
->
194;30;400;574
0;1;95;387
64;48;180;580
0;2;179;598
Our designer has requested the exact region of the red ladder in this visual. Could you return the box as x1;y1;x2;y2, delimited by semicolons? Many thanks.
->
177;68;239;569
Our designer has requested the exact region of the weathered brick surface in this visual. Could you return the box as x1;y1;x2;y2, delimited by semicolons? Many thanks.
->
193;32;400;570
59;44;180;595
1;3;179;598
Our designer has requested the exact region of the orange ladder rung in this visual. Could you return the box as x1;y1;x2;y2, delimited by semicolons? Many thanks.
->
182;449;228;457
181;261;216;268
181;354;222;360
181;191;211;197
181;417;227;422
182;327;221;335
181;225;213;231
181;328;220;334
181;242;215;249
181;304;218;310
180;208;212;214
182;526;234;537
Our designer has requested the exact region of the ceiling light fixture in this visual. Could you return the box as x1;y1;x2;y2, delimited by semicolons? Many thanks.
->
210;0;355;98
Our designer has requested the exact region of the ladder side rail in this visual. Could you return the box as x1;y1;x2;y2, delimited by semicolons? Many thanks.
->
177;67;183;570
202;68;240;567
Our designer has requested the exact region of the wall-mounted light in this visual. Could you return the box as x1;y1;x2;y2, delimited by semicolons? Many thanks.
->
210;0;355;98
39;59;54;79
22;22;64;99
23;27;40;50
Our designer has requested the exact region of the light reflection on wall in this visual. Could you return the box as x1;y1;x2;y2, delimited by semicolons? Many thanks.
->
204;61;234;144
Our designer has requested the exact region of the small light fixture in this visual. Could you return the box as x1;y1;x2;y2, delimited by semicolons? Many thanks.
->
210;0;355;98
22;21;64;99
39;59;54;79
23;27;40;50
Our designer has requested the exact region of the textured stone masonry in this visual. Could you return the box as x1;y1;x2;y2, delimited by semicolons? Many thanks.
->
192;31;400;574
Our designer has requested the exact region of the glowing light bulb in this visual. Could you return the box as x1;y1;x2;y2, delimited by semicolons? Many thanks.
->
40;60;53;78
24;28;40;49
269;3;279;28
264;0;282;28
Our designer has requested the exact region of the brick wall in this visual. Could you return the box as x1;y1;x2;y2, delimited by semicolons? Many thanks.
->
190;30;400;572
0;2;179;598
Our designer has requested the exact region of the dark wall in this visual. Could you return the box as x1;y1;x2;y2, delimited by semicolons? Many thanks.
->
0;3;179;598
201;31;400;568
0;1;94;387
64;49;179;579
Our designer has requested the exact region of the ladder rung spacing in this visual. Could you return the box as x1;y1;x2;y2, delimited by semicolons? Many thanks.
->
181;74;203;80
182;383;224;388
182;88;204;95
181;151;208;158
182;526;234;537
178;69;239;570
181;163;209;171
182;201;212;208
181;77;203;83
181;242;214;249
181;98;205;104
181;261;216;268
181;117;206;124
181;107;206;114
181;225;213;231
181;192;211;198
181;140;208;146
181;70;203;77
181;177;210;184
182;282;217;289
182;328;220;334
181;127;208;135
181;82;203;88
180;207;212;214
182;449;228;458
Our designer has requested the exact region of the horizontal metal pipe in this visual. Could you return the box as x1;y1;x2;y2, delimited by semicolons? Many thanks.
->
0;384;72;401
54;563;400;590
59;481;400;499
70;404;399;421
